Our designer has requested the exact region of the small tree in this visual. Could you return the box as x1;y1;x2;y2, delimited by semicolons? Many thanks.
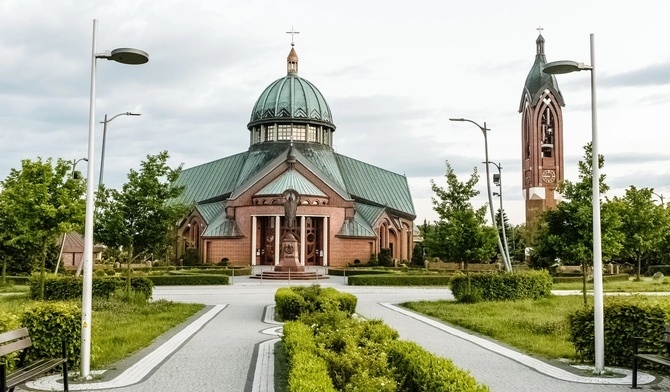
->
0;158;85;297
95;151;187;298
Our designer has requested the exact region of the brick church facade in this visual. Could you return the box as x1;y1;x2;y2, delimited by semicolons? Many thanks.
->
172;43;416;267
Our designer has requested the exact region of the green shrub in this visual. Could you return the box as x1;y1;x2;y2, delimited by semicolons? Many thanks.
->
282;321;336;392
30;275;153;300
451;271;552;302
569;296;670;368
327;268;394;277
347;274;452;286
388;340;489;391
275;287;308;321
146;274;229;286
378;248;393;267
104;269;117;276
20;302;82;367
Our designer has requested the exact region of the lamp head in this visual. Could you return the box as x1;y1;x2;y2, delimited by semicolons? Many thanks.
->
108;48;149;65
543;60;591;74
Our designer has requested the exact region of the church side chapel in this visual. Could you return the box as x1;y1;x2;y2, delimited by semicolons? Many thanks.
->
172;36;416;268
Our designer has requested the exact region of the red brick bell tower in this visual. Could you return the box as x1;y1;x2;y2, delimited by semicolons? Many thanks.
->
519;31;565;242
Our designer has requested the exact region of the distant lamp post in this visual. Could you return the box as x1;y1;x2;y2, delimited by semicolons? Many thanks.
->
651;191;665;205
99;112;141;189
71;157;88;179
449;118;511;272
486;161;512;265
81;19;148;379
543;33;603;373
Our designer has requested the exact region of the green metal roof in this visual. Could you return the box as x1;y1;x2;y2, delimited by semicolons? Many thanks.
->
336;212;376;238
248;74;334;127
202;210;243;238
172;152;248;205
256;168;326;196
335;154;416;217
354;203;385;226
519;34;565;112
195;202;225;224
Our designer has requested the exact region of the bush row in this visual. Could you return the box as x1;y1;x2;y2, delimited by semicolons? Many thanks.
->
552;273;630;284
29;275;153;300
569;296;670;369
282;321;336;391
278;286;489;391
388;340;489;392
166;267;251;276
1;276;31;285
146;274;229;286
451;270;552;302
347;274;453;286
275;285;357;321
327;268;394;277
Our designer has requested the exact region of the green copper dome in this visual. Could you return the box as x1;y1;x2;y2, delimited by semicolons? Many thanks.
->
248;74;334;127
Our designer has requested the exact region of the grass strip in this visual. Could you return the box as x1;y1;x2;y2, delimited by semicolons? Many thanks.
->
402;295;586;360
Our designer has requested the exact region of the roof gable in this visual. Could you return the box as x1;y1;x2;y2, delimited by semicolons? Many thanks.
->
256;168;326;196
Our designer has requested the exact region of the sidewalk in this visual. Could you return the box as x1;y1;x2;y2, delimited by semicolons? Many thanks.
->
20;273;669;391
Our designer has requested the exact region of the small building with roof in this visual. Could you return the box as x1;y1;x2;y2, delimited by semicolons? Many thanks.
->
172;42;416;267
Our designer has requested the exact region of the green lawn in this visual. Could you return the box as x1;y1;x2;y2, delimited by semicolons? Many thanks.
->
553;277;670;292
0;294;204;369
402;296;588;360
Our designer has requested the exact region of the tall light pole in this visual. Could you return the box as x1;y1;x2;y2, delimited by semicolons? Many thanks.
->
81;19;148;379
544;33;602;373
449;118;511;272
487;161;512;265
71;157;88;178
99;112;141;189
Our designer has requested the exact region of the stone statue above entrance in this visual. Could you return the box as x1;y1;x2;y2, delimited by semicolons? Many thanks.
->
283;189;300;229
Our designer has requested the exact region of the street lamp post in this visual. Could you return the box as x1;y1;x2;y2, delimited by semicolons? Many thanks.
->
71;157;88;178
543;33;603;373
81;19;148;379
651;191;665;205
487;161;512;265
449;118;511;272
99;112;141;189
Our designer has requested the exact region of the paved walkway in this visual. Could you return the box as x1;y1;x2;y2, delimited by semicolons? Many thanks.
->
20;270;670;391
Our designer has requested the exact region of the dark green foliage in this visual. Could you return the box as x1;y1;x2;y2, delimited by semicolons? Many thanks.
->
568;297;670;368
147;274;229;285
388;340;490;392
327;268;394;277
181;248;199;266
29;275;153;301
166;266;251;276
20;302;82;367
450;271;552;302
411;243;425;267
378;248;393;267
347;274;453;286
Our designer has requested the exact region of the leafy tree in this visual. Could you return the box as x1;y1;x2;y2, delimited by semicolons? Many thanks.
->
411;243;425;267
95;151;188;296
0;158;85;296
611;186;670;279
532;144;622;305
429;161;497;269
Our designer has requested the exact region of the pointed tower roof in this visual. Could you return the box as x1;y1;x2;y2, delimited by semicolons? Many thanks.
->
518;33;565;112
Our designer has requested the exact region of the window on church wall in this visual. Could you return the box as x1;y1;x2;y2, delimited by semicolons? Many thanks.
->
278;125;291;140
307;125;317;142
254;128;261;144
266;125;276;141
524;111;531;159
293;125;306;141
540;107;555;158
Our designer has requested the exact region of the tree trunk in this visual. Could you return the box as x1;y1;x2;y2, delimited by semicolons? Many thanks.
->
636;255;642;281
1;259;6;285
126;244;134;302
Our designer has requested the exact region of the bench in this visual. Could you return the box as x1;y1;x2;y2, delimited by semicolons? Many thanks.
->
632;324;670;388
0;327;69;392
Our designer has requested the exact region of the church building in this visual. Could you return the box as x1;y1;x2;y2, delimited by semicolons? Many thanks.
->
519;32;565;241
171;41;416;267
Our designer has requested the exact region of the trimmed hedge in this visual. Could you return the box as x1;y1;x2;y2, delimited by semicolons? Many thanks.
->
388;340;490;391
569;296;670;368
327;268;394;277
21;302;82;368
147;274;229;286
166;267;251;276
552;273;630;284
451;270;552;302
347;274;453;286
282;321;336;392
275;285;357;321
1;276;31;285
29;275;153;300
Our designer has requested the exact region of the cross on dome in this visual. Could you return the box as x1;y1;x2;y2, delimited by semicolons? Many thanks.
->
286;26;300;46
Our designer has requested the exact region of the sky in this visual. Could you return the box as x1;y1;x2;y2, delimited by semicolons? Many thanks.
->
1;0;669;226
